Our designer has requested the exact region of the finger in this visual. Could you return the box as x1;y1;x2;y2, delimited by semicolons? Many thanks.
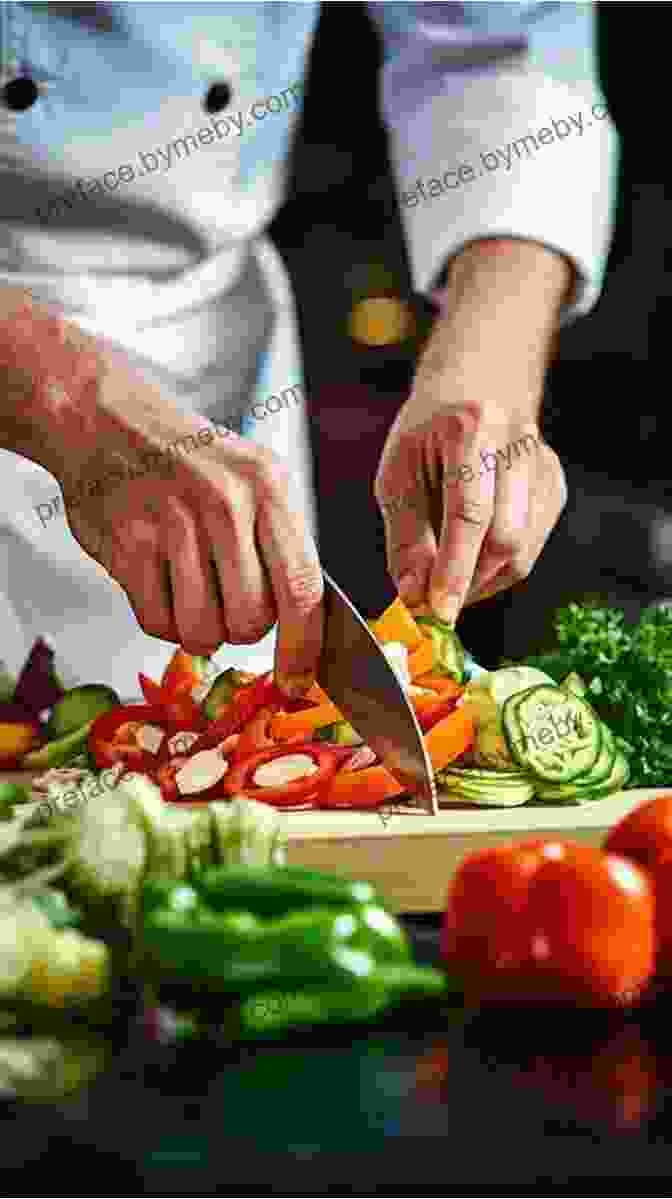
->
201;493;276;646
123;551;180;643
467;446;531;600
429;448;496;624
255;464;324;699
163;496;229;655
378;488;438;609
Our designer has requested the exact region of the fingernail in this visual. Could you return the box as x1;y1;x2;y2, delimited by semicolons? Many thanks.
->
430;591;460;624
275;669;316;701
398;572;422;606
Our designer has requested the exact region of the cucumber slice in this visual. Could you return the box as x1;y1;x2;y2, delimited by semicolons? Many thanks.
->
439;777;535;807
503;685;602;783
534;748;630;804
534;723;616;797
440;766;529;782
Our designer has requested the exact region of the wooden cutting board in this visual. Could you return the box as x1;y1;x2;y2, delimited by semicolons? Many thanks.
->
2;770;661;913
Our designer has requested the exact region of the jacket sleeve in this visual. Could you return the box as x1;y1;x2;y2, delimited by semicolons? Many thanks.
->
366;2;619;321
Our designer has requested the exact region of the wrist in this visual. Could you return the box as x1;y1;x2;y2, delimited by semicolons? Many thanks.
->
428;238;571;413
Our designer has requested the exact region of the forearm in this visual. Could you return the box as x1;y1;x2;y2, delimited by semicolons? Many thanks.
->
0;287;103;475
426;238;574;421
0;287;209;493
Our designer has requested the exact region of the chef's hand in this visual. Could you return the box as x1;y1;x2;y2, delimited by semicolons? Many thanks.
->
0;292;323;698
374;240;572;623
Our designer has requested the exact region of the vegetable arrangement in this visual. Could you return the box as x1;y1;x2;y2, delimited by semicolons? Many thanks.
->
441;792;672;1009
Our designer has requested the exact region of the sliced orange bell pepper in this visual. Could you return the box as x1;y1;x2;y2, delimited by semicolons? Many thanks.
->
319;763;403;808
414;673;463;697
161;649;203;695
269;701;344;743
408;637;435;679
369;597;423;651
424;706;474;772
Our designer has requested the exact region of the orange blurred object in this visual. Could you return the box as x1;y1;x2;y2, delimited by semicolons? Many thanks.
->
369;597;423;651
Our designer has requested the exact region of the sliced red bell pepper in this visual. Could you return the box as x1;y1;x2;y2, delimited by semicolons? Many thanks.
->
154;756;190;802
415;692;461;733
222;742;341;807
138;672;203;724
194;672;284;750
89;704;166;771
231;703;282;765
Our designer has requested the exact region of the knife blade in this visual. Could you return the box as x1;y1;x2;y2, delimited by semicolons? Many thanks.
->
317;571;438;815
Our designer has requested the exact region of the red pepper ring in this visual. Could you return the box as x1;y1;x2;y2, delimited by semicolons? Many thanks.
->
89;704;202;771
222;742;342;807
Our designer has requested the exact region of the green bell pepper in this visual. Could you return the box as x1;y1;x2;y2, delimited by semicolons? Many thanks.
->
194;863;377;918
142;904;378;994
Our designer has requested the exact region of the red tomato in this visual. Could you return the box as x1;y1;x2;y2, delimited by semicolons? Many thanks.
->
443;840;655;1008
525;844;655;1007
605;795;672;870
441;839;554;1000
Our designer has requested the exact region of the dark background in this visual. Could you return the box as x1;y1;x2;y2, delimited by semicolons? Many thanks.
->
270;0;671;667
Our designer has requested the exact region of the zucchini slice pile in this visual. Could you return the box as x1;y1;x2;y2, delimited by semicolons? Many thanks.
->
440;676;629;807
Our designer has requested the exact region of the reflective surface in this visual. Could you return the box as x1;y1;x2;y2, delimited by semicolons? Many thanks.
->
319;572;437;813
7;917;672;1194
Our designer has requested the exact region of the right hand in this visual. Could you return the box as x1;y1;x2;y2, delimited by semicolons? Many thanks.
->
0;298;323;698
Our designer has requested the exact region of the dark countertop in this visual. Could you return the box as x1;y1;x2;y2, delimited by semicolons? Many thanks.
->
4;915;672;1196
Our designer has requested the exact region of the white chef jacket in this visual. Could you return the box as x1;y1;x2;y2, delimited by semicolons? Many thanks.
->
0;1;617;695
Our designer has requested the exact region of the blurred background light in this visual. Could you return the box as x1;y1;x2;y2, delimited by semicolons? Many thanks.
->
348;295;415;347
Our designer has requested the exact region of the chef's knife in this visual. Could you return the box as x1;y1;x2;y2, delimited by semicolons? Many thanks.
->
317;571;438;815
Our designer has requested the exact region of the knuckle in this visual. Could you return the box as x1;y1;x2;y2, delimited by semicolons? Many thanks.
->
284;563;324;615
451;496;492;528
253;448;288;496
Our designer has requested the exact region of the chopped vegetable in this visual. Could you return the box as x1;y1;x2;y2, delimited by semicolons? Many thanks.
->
23;720;93;770
0;707;42;767
202;668;257;721
319;763;402;809
161;649;204;697
415;616;465;683
12;638;63;719
423;706;474;772
269;701;344;744
407;637;436;680
314;721;363;747
45;684;119;741
223;744;340;807
369;597;423;651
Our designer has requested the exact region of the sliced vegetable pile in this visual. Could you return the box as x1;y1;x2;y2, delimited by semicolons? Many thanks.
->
441;792;672;1009
515;602;672;789
1;607;638;810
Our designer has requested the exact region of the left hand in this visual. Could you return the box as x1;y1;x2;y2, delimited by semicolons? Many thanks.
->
374;239;572;623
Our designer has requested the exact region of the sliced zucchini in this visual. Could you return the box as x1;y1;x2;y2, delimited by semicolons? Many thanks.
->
439;776;535;807
534;748;630;804
414;617;465;683
560;673;588;700
503;685;602;783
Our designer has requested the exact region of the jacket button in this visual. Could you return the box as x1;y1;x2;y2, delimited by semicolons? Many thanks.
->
2;76;39;111
203;81;232;114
